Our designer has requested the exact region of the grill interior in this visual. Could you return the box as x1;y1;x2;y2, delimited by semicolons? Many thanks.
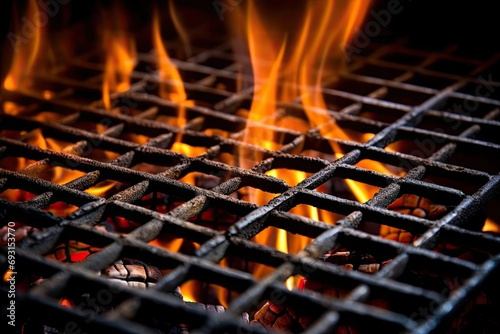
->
1;1;500;333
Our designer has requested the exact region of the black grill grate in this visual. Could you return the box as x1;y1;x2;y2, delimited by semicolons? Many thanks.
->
1;35;500;334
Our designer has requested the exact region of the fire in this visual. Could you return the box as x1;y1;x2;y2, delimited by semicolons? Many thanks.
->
2;0;408;307
152;9;194;113
232;1;373;286
0;128;116;202
60;299;72;308
152;7;200;183
3;269;15;282
3;0;44;93
293;0;396;203
102;29;136;111
43;90;54;100
239;0;392;206
483;218;500;233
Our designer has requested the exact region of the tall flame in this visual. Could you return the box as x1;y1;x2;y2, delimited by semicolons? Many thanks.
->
1;2;121;213
101;6;136;111
235;1;373;286
243;1;286;151
3;0;43;92
152;8;198;180
152;10;188;106
296;0;388;203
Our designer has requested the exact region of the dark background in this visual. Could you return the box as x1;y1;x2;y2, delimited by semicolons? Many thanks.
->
370;0;499;56
1;0;499;94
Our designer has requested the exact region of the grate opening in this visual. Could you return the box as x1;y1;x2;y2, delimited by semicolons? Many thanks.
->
418;114;475;136
322;92;360;111
327;78;381;97
3;255;60;290
333;314;409;334
385;137;446;159
394;254;471;296
404;73;456;90
352;64;406;80
422;173;486;196
474;123;500;145
425;59;477;76
457;82;500;100
363;284;445;319
379;52;425;65
356;103;408;124
198;57;234;70
436;97;499;118
446;145;500;175
133;298;207;334
379;87;435;106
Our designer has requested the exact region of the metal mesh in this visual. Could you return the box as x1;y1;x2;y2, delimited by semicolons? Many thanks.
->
1;36;500;334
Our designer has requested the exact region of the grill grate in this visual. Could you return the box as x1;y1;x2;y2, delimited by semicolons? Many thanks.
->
1;34;500;334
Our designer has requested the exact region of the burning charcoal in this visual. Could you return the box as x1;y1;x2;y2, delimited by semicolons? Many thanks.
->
185;301;250;324
252;249;391;333
0;223;39;245
97;259;249;332
387;194;447;219
26;259;185;334
100;258;163;289
381;194;448;242
384;194;491;262
299;249;392;298
46;239;102;263
252;301;307;332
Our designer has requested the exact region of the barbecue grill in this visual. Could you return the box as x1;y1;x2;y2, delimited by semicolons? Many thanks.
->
1;1;499;333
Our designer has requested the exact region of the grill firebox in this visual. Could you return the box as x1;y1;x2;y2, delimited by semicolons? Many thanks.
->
1;1;500;333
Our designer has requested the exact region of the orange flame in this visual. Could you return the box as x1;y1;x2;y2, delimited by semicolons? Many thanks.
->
3;0;43;92
483;218;500;233
153;10;186;105
0;128;116;211
233;1;374;287
152;8;200;182
295;0;391;203
3;269;15;282
101;6;136;111
239;0;387;205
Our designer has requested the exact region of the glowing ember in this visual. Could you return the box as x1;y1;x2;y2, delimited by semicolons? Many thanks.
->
42;90;54;100
60;299;72;308
3;269;15;283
